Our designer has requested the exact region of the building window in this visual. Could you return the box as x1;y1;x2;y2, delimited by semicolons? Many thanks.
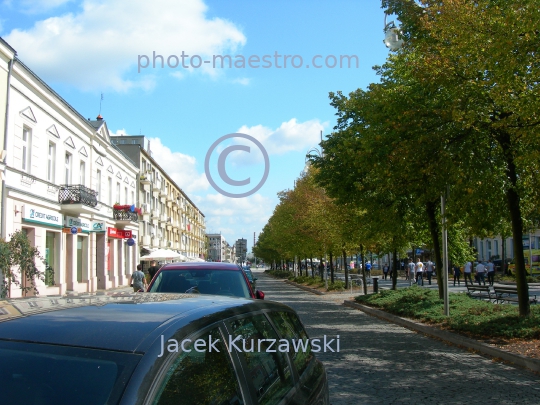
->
79;161;86;186
108;177;112;206
64;153;72;185
124;187;128;205
96;170;101;200
22;127;32;173
47;142;56;182
116;182;120;204
131;190;134;205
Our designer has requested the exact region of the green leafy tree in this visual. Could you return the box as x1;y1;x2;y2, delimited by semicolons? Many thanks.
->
0;230;47;298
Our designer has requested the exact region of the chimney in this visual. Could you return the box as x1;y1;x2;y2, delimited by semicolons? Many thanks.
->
96;114;103;120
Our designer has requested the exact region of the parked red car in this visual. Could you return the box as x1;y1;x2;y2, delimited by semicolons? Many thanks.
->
147;262;264;299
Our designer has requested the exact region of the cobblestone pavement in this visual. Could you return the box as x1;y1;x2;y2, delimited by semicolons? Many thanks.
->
256;272;540;405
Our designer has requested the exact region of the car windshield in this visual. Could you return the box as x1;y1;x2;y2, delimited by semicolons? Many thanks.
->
149;269;252;298
0;340;140;405
243;268;254;281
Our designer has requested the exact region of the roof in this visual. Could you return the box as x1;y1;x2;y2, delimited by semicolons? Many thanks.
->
0;292;288;353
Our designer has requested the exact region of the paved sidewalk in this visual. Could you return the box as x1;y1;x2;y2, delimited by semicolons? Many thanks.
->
256;271;540;405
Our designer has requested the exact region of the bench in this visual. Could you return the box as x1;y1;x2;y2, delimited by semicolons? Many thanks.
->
466;285;494;301
493;286;537;305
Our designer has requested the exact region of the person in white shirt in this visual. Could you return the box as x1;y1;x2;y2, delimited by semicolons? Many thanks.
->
486;259;495;286
426;260;435;285
463;261;473;285
408;259;415;286
415;258;424;286
475;262;486;286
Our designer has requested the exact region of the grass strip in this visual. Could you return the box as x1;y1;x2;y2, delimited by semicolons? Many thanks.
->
355;286;540;339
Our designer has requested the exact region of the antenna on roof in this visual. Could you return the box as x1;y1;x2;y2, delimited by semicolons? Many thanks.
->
99;92;104;115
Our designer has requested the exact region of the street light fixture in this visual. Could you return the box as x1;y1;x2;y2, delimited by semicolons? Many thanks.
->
383;13;404;51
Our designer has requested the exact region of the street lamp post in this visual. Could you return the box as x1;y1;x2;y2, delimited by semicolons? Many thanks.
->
382;7;450;315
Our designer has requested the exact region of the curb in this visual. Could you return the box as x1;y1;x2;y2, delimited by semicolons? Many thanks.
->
343;300;540;374
284;280;325;295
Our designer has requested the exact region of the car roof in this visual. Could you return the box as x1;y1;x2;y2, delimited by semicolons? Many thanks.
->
158;262;241;271
0;293;291;353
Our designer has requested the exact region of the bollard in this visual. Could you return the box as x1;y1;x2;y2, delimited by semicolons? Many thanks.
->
372;276;379;293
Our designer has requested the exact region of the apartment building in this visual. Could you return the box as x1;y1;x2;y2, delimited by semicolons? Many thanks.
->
110;135;206;259
207;233;226;262
0;38;140;298
235;238;248;263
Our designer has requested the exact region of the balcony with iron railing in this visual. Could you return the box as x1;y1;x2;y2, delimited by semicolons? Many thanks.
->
58;184;99;214
113;209;139;223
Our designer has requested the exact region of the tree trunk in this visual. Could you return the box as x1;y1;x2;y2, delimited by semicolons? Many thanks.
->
392;247;398;290
329;251;334;284
501;235;507;274
497;129;530;316
320;256;324;281
310;257;314;278
360;244;367;295
342;249;349;289
426;200;444;299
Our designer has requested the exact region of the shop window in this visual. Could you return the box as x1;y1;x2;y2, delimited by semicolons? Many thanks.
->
45;232;57;286
76;236;87;283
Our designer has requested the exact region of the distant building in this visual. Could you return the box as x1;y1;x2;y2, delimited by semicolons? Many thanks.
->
207;233;226;262
110;135;206;259
235;238;247;263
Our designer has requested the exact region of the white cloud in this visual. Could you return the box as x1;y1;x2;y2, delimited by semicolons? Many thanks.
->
110;128;127;137
232;77;250;86
236;118;328;157
200;193;273;243
4;0;246;91
146;137;208;194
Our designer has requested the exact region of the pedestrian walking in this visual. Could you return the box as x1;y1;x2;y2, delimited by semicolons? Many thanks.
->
383;263;389;280
365;261;372;278
463;261;473;285
486;259;495;286
130;264;147;292
426;260;434;285
475;261;486;286
408;259;415;286
415;258;424;286
453;264;461;286
148;260;160;280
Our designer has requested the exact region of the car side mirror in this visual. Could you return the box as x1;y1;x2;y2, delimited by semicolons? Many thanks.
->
255;290;265;300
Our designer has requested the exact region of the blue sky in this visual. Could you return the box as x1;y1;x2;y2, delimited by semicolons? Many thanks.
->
1;0;391;250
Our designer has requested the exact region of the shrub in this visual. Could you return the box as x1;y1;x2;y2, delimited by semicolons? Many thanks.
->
265;270;293;278
327;280;345;291
355;287;540;339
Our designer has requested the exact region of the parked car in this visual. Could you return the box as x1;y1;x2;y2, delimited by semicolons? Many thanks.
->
147;262;264;299
242;266;258;289
0;293;329;405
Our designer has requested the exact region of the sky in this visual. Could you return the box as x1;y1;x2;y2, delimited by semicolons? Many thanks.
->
0;0;392;251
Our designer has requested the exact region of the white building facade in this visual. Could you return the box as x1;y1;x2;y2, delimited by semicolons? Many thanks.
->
1;42;140;298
